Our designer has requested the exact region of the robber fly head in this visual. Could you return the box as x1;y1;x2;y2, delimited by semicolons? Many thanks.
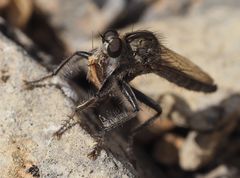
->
101;29;123;58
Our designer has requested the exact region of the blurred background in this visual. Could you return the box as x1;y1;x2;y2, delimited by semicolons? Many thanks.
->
0;0;240;177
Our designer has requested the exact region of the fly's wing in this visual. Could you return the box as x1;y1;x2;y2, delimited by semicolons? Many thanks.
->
156;45;217;92
125;30;217;93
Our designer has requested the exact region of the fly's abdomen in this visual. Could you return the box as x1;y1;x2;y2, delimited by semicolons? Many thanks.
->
156;66;217;92
155;46;217;92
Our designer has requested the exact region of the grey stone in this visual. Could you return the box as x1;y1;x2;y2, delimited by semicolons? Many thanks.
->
0;30;136;177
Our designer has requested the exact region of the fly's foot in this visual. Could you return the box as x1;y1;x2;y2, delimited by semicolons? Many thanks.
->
87;140;104;160
87;130;105;160
23;81;51;90
23;79;50;90
23;72;54;90
53;111;78;139
23;79;38;90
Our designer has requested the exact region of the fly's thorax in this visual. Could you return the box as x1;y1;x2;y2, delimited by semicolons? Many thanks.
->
125;31;161;65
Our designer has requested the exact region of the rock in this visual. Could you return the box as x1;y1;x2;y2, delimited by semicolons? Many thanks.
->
196;165;239;178
153;133;184;166
179;95;240;171
156;93;192;128
0;28;136;177
0;17;53;68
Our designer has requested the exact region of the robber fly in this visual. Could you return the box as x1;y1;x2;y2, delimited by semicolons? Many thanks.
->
25;29;217;153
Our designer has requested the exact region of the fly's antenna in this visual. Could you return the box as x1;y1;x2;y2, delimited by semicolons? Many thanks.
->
98;32;104;42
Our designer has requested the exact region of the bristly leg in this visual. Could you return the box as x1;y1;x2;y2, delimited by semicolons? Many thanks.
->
23;51;91;86
85;80;142;161
95;80;140;130
52;68;120;143
73;67;121;113
23;82;62;91
120;81;139;112
127;87;162;158
53;110;78;139
53;95;97;139
51;66;119;155
87;129;106;160
86;82;142;162
85;83;162;162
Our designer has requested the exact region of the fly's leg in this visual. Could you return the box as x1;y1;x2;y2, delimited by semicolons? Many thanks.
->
98;80;140;130
75;67;119;113
53;97;98;139
24;51;91;86
87;128;106;160
87;79;141;160
92;110;138;162
89;84;161;165
131;86;162;135
88;81;140;162
53;110;78;139
128;87;162;151
53;68;118;142
120;81;139;112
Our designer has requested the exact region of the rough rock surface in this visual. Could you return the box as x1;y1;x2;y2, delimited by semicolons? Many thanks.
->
0;32;135;177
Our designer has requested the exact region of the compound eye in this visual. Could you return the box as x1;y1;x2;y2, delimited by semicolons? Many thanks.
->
107;38;122;58
102;29;119;43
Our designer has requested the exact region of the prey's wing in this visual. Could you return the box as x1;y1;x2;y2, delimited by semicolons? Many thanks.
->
125;30;217;92
156;45;217;92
